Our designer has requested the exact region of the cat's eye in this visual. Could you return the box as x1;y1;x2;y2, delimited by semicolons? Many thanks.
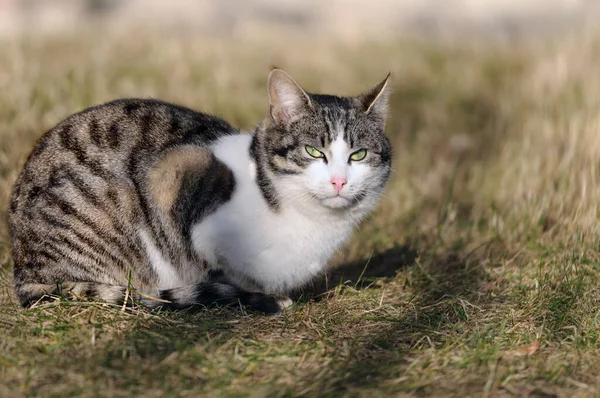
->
305;145;325;159
349;149;367;162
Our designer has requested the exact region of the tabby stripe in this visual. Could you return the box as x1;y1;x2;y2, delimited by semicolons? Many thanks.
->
145;211;176;267
44;236;106;277
159;288;174;303
70;226;130;271
39;210;70;229
51;238;117;281
106;187;119;206
73;222;136;271
123;102;140;116
85;158;113;181
59;165;103;207
168;107;181;138
40;211;130;272
80;284;103;299
26;185;43;201
37;250;61;264
161;108;190;149
89;119;102;147
59;123;87;164
328;116;337;142
107;120;121;149
59;165;142;261
344;117;354;148
44;232;100;266
322;114;332;144
272;142;297;159
139;112;153;136
256;163;279;210
58;124;113;181
342;114;350;141
250;135;280;211
45;192;138;266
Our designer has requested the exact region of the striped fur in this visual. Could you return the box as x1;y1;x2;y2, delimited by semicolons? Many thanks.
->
8;70;391;315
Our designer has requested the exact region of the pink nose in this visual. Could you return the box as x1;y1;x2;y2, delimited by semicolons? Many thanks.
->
331;177;347;194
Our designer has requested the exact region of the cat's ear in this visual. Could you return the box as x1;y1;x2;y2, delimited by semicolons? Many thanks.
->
357;73;391;119
268;69;312;124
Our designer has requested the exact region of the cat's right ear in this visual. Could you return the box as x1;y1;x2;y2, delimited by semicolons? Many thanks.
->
357;73;391;121
268;69;312;124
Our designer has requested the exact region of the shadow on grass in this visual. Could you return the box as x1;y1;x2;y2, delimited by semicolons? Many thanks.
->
304;241;496;394
297;245;419;302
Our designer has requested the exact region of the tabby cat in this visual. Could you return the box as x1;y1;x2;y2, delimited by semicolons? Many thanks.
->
8;69;391;314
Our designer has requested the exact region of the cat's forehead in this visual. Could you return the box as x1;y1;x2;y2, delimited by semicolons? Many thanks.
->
300;95;382;146
311;94;357;117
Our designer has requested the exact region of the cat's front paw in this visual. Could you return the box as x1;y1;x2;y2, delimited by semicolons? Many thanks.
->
276;297;293;310
242;293;293;315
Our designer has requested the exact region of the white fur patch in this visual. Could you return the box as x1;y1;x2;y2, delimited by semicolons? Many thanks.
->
139;229;182;289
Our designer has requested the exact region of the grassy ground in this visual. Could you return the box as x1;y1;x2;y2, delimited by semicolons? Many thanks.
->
2;29;600;396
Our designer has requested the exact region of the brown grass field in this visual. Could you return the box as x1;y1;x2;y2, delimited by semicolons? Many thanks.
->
2;28;600;396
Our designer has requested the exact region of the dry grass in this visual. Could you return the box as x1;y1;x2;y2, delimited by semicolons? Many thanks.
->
2;28;600;397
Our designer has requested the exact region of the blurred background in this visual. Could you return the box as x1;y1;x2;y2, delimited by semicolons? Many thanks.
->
0;0;598;39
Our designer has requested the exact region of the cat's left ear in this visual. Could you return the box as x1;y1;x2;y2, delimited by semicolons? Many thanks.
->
357;73;391;120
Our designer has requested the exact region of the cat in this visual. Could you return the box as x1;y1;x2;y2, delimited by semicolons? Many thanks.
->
7;69;391;314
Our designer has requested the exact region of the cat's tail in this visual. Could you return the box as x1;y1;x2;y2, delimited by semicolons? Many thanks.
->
14;281;289;315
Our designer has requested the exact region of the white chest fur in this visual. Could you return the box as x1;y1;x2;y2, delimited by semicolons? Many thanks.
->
190;134;356;294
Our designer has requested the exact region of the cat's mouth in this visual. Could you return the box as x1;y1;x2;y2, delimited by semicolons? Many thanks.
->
306;188;368;210
320;195;359;209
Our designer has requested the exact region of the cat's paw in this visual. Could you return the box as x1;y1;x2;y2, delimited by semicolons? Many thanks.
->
277;297;293;310
243;292;292;315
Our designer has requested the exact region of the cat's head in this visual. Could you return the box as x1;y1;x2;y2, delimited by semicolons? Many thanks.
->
252;69;391;215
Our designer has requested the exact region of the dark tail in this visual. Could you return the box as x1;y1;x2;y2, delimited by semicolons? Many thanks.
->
15;281;288;315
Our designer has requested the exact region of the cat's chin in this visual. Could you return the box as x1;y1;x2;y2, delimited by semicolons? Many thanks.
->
320;196;355;210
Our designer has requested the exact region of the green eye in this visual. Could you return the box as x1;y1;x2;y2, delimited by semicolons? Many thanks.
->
305;145;324;158
350;149;367;162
